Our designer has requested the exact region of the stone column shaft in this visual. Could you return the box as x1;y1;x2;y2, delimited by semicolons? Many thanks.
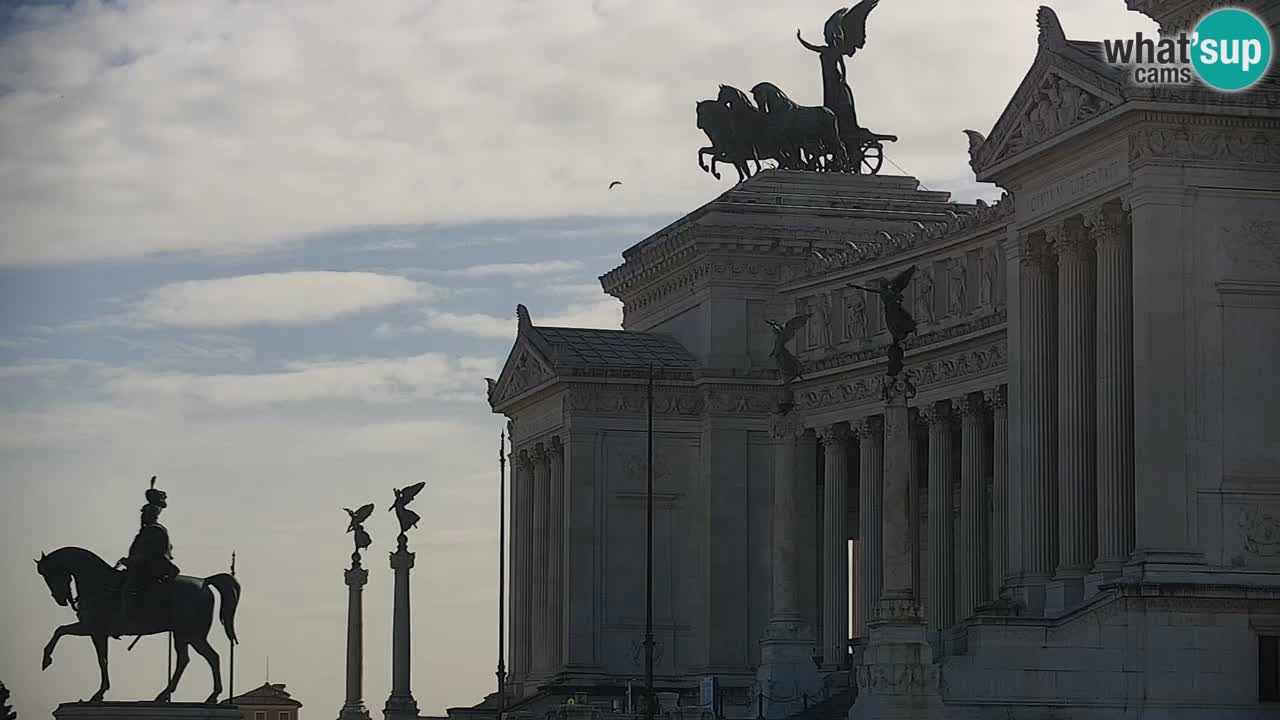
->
986;387;1010;597
530;445;550;675
1053;222;1097;608
513;452;533;682
547;440;565;672
385;538;419;718
956;394;989;620
820;424;850;667
770;414;805;621
923;403;955;632
1090;205;1136;575
876;377;919;622
1020;231;1059;598
340;558;371;720
855;417;884;637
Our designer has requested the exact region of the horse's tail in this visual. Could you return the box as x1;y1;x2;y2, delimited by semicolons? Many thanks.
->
204;573;241;645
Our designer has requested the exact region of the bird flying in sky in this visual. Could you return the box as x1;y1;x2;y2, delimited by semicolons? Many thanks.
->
609;181;622;189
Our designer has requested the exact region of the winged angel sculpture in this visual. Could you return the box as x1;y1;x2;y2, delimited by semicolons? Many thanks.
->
767;314;812;384
390;482;426;538
849;265;917;377
344;503;374;555
796;0;880;140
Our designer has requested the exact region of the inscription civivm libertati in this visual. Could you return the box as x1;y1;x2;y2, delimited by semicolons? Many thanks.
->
1018;156;1128;220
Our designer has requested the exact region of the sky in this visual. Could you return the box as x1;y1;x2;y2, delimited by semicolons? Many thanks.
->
0;1;1154;717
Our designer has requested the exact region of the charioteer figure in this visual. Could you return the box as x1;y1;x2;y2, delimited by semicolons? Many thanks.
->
115;476;180;630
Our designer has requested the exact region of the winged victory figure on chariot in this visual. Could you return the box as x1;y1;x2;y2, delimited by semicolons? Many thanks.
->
696;1;898;182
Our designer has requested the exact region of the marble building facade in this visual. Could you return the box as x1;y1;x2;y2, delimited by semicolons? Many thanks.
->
472;3;1280;719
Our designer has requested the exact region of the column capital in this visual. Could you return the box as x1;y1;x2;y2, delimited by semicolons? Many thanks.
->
983;385;1008;411
769;412;807;440
818;423;851;448
516;449;532;469
852;415;883;439
1020;230;1058;272
1055;218;1094;259
951;392;986;419
547;436;564;459
531;443;548;463
1085;203;1128;248
919;401;953;428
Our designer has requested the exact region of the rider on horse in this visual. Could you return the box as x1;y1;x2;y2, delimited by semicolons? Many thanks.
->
116;477;180;629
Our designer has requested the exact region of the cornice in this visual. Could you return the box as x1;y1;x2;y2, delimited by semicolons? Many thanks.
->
1129;124;1280;165
799;309;1007;376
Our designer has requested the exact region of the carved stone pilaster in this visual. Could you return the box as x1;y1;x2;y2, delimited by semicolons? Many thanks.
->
921;402;956;632
530;444;550;675
984;386;1010;597
853;416;884;638
820;423;851;667
546;438;565;672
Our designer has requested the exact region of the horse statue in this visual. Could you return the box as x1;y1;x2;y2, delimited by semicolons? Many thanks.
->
696;99;758;183
36;546;241;704
750;82;849;172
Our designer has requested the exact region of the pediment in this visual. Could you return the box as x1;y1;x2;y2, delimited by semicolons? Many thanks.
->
489;336;556;408
969;8;1126;176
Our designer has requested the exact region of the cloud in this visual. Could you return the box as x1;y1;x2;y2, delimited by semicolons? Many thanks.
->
438;260;584;279
97;352;498;409
0;0;1155;267
79;271;436;329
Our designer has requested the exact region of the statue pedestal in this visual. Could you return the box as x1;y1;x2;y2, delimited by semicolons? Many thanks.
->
53;702;242;720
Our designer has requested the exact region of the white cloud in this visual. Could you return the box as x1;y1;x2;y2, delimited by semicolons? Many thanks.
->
0;0;1155;266
423;310;515;340
540;298;623;329
97;352;498;408
439;260;584;279
84;271;436;329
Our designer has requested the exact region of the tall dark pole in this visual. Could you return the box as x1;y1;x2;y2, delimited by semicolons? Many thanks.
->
644;364;655;720
497;429;508;720
229;551;236;701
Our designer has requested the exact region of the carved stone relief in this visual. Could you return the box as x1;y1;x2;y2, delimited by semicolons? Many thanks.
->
915;267;936;324
1003;73;1112;157
844;288;868;342
947;257;968;318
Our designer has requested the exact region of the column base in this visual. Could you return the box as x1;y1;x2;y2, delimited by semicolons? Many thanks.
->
339;702;373;720
1007;575;1048;616
383;695;419;720
1043;573;1086;615
757;619;820;720
847;621;943;720
1123;548;1208;584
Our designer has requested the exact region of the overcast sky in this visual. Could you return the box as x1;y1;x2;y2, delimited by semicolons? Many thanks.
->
0;1;1153;717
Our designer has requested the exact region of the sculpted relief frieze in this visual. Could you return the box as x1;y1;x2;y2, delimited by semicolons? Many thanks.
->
493;346;555;406
1129;126;1280;165
565;385;704;417
795;336;1007;413
802;309;1006;375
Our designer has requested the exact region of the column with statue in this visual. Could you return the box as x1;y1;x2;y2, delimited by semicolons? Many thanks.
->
385;482;426;720
340;503;375;720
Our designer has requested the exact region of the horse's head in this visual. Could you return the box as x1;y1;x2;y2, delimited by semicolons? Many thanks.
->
717;84;755;111
35;551;72;607
696;100;721;130
751;82;793;114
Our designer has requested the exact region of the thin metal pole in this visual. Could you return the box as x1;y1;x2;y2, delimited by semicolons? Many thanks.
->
229;551;236;701
497;429;508;720
644;364;655;720
167;632;172;687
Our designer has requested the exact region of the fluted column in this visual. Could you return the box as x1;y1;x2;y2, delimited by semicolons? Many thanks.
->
854;416;884;638
512;451;533;682
1087;204;1135;576
922;403;955;632
1050;219;1097;610
530;444;550;675
547;438;565;673
768;412;807;623
1019;230;1059;608
955;393;988;620
819;424;850;668
985;386;1009;597
875;376;921;622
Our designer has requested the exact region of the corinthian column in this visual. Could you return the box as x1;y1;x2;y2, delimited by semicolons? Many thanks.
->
984;386;1009;598
512;451;532;684
757;410;818;720
922;402;955;633
819;423;850;669
1088;204;1135;578
955;393;988;621
1049;219;1097;612
340;553;371;720
385;534;419;719
547;438;565;673
530;444;550;675
1018;230;1058;611
854;416;884;638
